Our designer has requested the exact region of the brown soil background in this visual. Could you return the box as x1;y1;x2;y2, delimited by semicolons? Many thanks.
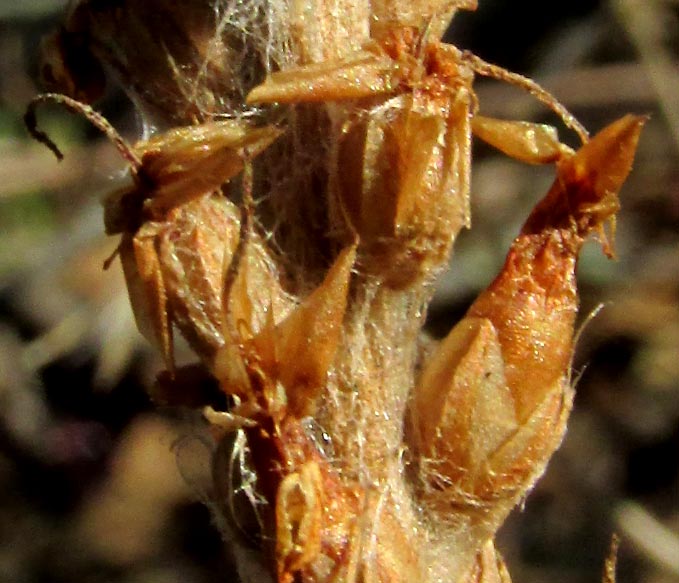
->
0;2;677;582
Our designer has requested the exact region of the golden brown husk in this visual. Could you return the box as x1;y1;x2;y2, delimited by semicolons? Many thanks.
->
33;2;644;583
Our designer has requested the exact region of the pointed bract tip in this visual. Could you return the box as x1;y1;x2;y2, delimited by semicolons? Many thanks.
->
521;114;645;253
573;114;646;198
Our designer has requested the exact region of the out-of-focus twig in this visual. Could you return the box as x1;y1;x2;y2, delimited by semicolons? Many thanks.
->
615;500;679;577
613;0;679;156
476;61;664;120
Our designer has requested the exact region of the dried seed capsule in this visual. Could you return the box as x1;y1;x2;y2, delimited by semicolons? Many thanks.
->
215;245;356;417
412;115;644;543
25;94;284;375
105;120;283;371
248;26;585;287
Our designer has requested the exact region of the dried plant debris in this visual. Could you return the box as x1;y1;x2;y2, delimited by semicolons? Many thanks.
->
24;1;646;583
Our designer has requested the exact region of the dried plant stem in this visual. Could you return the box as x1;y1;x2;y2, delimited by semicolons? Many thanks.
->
27;3;644;582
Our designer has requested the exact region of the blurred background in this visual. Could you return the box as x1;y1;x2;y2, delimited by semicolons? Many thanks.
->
0;1;677;582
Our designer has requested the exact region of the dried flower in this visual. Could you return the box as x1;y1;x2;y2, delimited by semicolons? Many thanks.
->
27;1;643;582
